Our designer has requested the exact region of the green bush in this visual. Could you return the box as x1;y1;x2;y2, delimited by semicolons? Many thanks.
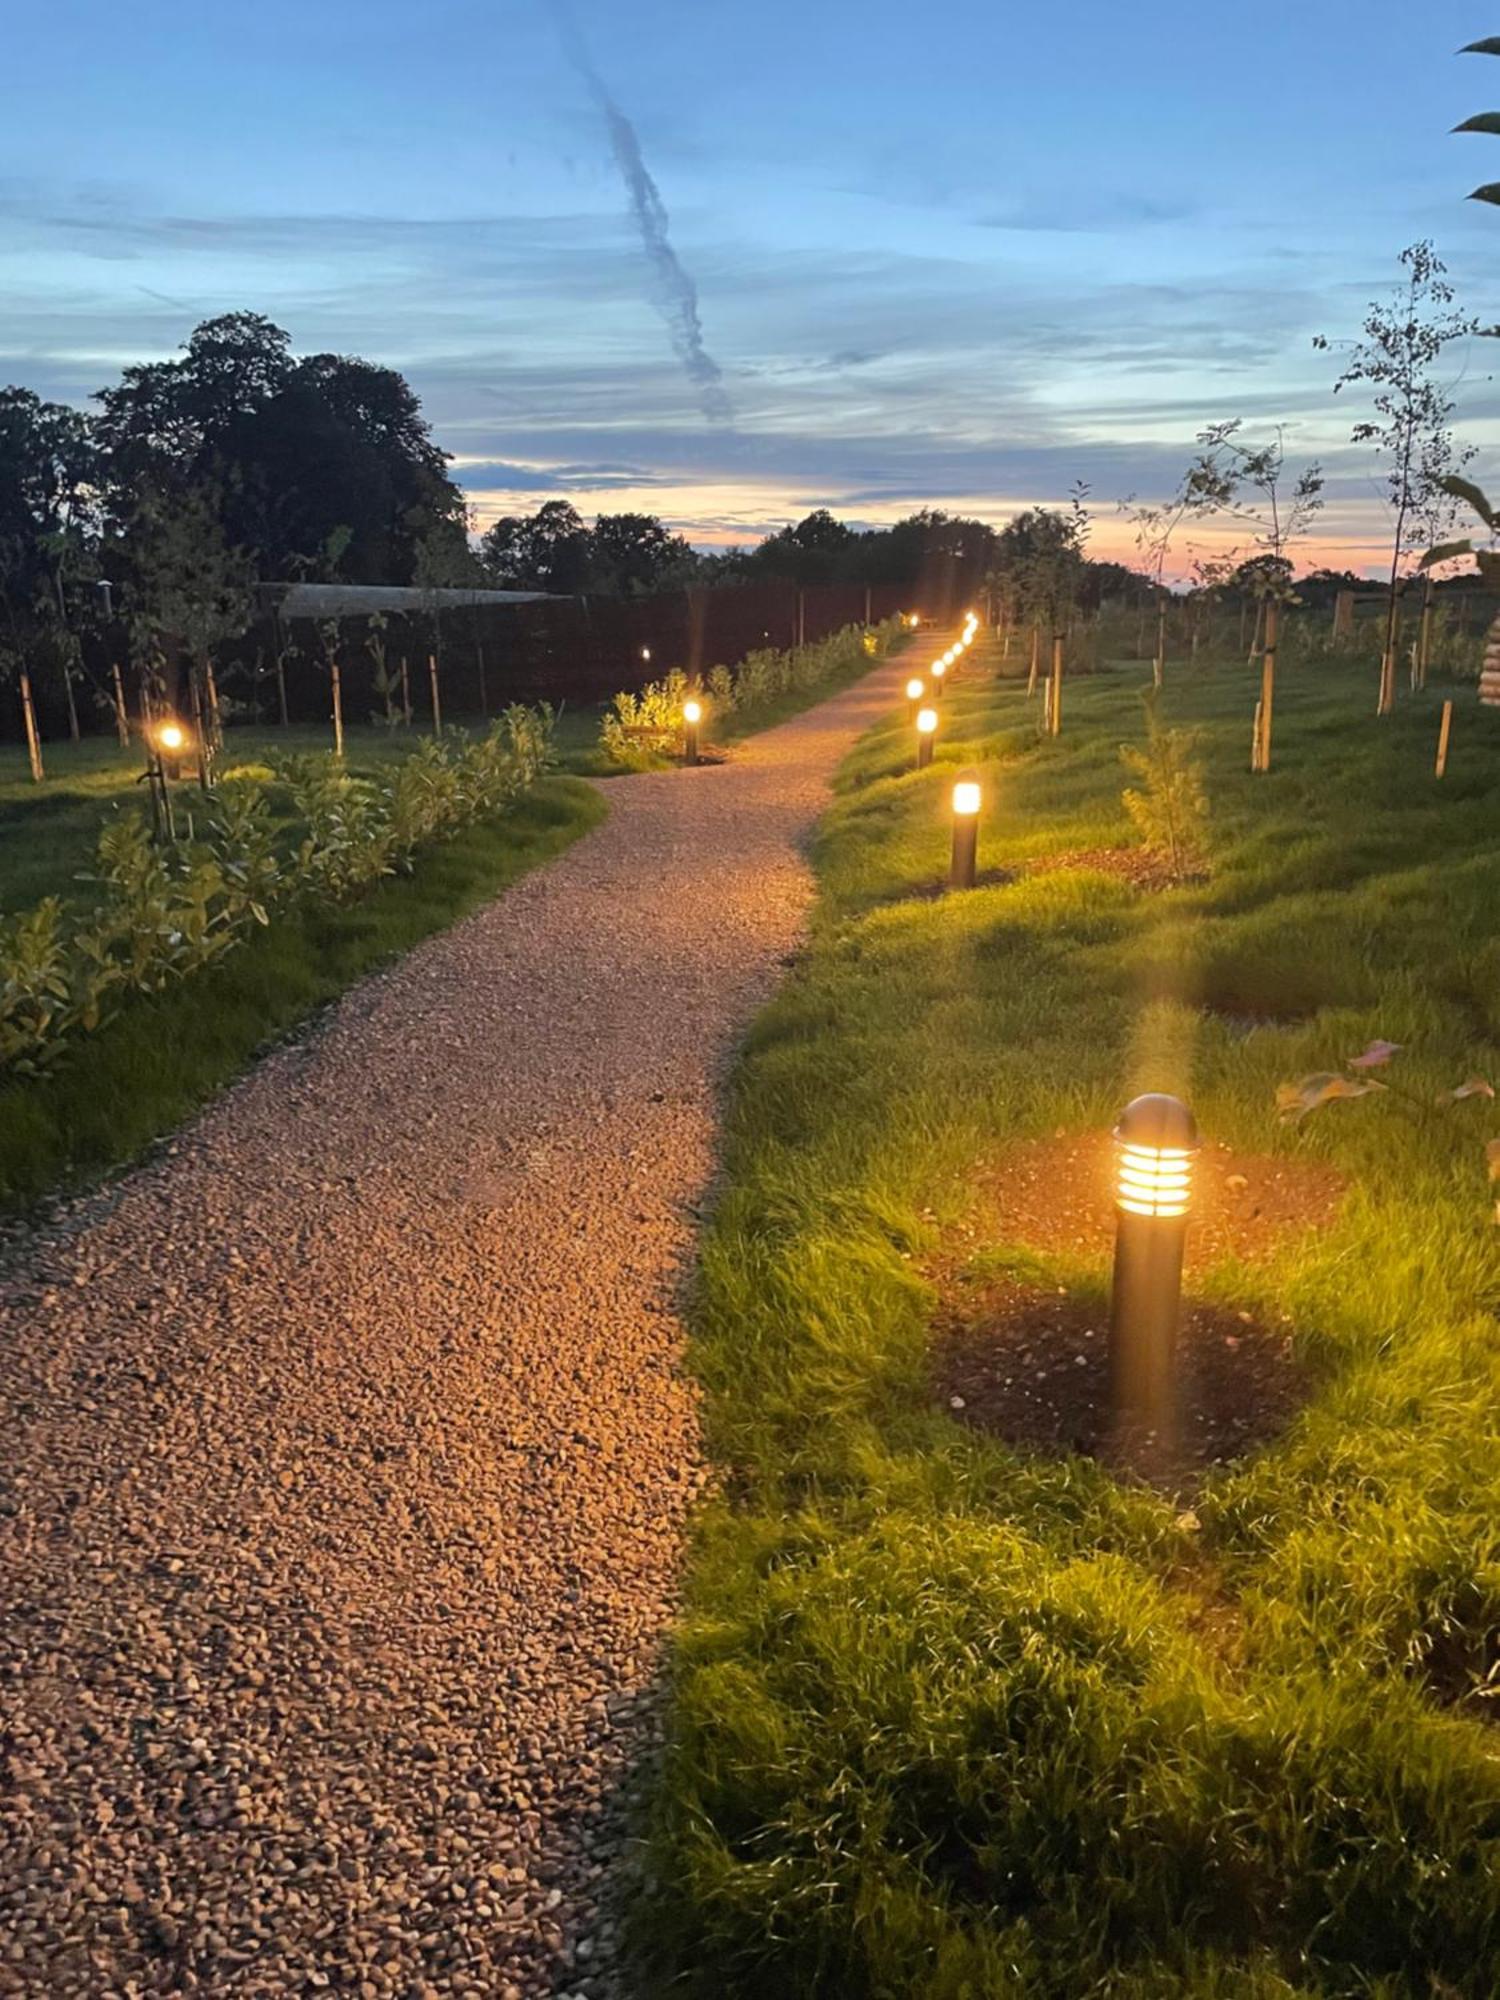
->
600;619;903;767
0;707;554;1077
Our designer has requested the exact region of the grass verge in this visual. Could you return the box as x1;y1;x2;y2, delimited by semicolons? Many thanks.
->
643;651;1500;1998
0;777;604;1211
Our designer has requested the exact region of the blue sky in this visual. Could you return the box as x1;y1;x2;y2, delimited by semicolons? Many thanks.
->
4;0;1499;569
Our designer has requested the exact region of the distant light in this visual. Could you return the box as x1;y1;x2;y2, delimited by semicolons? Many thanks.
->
909;614;921;629
157;722;185;752
905;677;925;701
953;780;981;817
932;660;947;679
916;707;938;735
683;699;703;725
641;646;652;662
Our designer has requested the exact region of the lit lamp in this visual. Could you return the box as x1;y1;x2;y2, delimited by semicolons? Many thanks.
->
1108;1093;1198;1452
931;659;948;698
641;645;652;664
683;697;703;766
905;675;926;723
915;705;938;770
154;719;187;777
909;613;921;630
950;775;981;888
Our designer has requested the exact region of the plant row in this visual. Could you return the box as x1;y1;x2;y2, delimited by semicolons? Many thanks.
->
600;618;901;767
0;706;553;1078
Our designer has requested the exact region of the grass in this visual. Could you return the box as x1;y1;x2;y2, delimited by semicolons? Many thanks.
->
0;775;605;1210
643;641;1500;1998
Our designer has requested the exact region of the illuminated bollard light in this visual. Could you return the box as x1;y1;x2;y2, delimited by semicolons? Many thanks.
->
905;675;926;724
950;774;981;889
154;718;187;779
683;698;703;766
1108;1093;1198;1454
916;705;938;770
931;659;948;698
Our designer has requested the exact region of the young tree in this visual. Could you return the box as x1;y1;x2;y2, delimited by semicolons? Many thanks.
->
1315;243;1476;713
1122;456;1235;686
1198;422;1323;771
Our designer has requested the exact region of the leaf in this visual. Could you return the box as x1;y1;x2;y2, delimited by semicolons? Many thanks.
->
1454;110;1500;133
1468;182;1500;207
1440;475;1498;528
1420;540;1475;570
1451;1078;1496;1102
1277;1073;1384;1122
1349;1040;1402;1070
1460;37;1500;55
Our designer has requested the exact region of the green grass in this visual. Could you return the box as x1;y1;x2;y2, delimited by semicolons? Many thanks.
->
644;648;1500;1998
0;776;605;1210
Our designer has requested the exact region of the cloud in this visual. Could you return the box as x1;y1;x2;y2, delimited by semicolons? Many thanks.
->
976;191;1197;233
544;0;731;426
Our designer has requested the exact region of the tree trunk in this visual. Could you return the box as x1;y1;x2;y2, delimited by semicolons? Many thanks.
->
401;656;412;726
1027;626;1040;697
189;663;212;792
61;658;81;742
1154;601;1166;689
111;662;130;747
1417;576;1434;690
1248;598;1264;667
429;654;443;736
19;668;44;782
205;658;224;750
1050;635;1063;737
331;658;345;758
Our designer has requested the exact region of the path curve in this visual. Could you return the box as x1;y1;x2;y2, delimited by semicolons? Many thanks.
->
0;642;928;1998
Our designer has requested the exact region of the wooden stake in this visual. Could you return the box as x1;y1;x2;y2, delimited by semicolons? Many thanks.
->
1154;600;1166;689
1255;600;1278;772
19;668;44;782
1436;699;1453;778
61;659;81;742
1251;700;1263;772
189;664;212;791
1027;626;1040;697
331;656;345;758
401;655;412;726
205;658;224;750
1418;576;1434;690
1050;635;1063;737
111;661;130;747
429;653;443;737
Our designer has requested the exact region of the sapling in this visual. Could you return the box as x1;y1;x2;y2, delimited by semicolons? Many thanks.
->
1119;694;1209;880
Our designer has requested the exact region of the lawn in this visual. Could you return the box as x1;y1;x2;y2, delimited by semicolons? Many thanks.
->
644;642;1500;1997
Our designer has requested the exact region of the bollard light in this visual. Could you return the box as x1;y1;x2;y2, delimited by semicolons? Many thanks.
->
916;704;938;769
1108;1093;1198;1455
950;774;981;888
156;722;185;753
683;698;703;766
905;675;926;724
931;659;947;697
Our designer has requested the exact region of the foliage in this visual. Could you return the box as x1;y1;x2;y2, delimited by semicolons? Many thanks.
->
1196;422;1324;603
0;709;554;1077
1119;694;1210;879
599;620;904;767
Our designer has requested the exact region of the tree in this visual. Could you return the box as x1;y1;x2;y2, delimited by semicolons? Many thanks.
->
0;388;102;750
1123;454;1235;685
748;509;858;586
1316;243;1476;712
94;313;466;585
479;501;593;593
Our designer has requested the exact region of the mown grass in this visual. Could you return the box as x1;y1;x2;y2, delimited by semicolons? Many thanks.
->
644;642;1500;1998
0;776;605;1210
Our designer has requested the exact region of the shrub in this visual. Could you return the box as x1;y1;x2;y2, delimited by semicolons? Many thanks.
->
0;709;555;1078
1120;694;1209;879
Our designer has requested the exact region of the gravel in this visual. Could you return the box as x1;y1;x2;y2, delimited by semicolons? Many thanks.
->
0;649;917;1998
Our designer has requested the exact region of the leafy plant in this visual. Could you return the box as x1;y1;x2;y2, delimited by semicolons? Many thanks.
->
1119;694;1209;879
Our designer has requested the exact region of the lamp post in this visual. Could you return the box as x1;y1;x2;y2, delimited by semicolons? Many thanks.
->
931;659;947;699
916;705;938;770
683;698;703;766
1108;1093;1197;1454
905;675;925;724
950;775;981;888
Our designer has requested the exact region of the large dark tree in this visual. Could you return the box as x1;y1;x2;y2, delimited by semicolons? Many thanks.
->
92;313;465;584
0;387;103;735
480;501;596;593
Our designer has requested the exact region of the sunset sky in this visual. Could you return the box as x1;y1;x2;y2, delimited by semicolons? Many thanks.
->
5;0;1500;574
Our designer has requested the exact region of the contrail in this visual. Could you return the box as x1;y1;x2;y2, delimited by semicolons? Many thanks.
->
547;0;732;425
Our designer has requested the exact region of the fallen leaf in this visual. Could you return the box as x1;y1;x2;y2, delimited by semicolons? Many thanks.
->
1277;1073;1384;1121
1349;1040;1402;1070
1450;1078;1496;1102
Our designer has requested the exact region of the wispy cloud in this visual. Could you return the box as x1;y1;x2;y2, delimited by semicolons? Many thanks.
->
544;0;731;426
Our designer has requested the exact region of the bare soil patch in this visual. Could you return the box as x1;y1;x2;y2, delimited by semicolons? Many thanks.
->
1022;846;1188;891
963;1129;1346;1274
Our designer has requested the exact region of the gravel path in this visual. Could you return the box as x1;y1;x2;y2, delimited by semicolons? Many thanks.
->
0;643;926;1998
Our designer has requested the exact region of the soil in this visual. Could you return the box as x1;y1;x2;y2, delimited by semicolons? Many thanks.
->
928;1131;1346;1488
